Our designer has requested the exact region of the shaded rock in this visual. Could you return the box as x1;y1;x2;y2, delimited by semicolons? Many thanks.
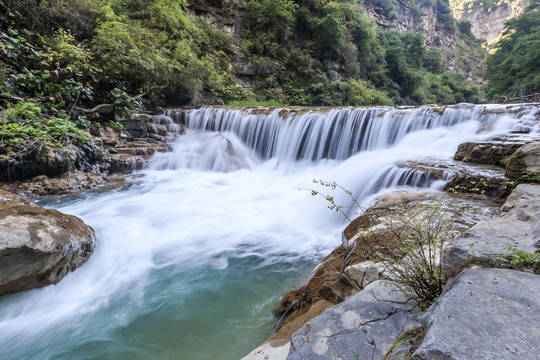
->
506;141;540;178
287;281;419;360
362;262;386;288
413;267;540;359
453;133;540;168
0;189;95;295
444;169;514;199
73;103;115;121
1;171;109;197
443;184;540;274
397;158;514;198
0;140;104;182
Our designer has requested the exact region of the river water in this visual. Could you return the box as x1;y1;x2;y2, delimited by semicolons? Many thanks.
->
0;104;538;360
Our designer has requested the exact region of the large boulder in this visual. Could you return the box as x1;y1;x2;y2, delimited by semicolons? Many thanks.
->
505;141;540;179
453;133;540;168
413;267;540;359
287;281;419;360
443;184;540;274
0;189;95;295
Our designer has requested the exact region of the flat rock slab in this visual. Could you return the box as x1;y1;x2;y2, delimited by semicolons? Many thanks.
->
413;267;540;359
287;281;419;360
444;183;540;273
0;189;95;295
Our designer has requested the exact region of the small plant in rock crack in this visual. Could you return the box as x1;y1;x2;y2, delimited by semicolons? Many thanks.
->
491;246;540;272
305;179;462;307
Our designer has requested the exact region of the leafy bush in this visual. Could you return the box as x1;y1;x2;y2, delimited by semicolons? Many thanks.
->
308;180;461;306
0;101;89;159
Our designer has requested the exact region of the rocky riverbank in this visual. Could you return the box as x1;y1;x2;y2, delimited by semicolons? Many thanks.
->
0;112;182;295
0;113;181;198
243;133;540;360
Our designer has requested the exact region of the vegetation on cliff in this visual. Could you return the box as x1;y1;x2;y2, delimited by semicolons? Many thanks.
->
1;0;487;110
0;0;536;179
484;0;540;97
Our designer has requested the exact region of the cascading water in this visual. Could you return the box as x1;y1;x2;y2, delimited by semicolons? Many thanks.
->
0;104;538;360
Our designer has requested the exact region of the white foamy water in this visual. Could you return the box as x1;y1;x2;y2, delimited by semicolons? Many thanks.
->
0;104;538;360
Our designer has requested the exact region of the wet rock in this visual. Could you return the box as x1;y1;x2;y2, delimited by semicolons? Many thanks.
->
443;184;540;274
108;141;169;173
505;141;540;179
413;267;540;359
1;171;109;197
444;168;514;199
453;133;540;168
397;158;514;198
0;189;95;295
287;281;419;360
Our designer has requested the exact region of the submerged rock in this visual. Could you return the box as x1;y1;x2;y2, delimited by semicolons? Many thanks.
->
0;189;95;295
413;267;540;359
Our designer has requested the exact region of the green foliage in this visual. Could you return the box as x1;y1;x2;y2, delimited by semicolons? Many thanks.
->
0;101;89;158
521;171;540;183
227;100;287;107
491;246;540;272
111;88;143;116
484;0;540;97
0;0;492;109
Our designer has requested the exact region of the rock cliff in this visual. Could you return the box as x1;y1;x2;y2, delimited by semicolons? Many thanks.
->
450;0;530;48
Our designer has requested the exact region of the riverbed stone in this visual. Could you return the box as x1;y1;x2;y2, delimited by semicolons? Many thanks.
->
0;189;95;295
287;280;419;360
443;184;540;274
413;267;540;360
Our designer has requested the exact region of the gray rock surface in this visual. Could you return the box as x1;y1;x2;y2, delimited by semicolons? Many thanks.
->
413;267;540;360
453;133;540;166
287;281;419;360
444;184;540;273
506;142;540;178
0;189;95;295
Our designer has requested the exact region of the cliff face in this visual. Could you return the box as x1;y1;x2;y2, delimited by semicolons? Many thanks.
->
450;0;529;48
364;0;457;68
187;0;243;35
187;0;460;70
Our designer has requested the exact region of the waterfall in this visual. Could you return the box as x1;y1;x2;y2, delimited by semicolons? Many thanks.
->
162;104;539;164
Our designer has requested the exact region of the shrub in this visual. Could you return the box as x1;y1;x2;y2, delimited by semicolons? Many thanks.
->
307;180;461;306
0;101;89;159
